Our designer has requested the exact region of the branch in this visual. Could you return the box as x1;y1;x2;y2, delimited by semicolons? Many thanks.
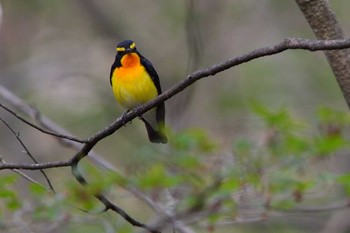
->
0;160;71;170
295;0;350;108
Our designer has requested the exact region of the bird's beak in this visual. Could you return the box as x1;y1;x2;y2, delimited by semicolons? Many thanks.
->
125;48;132;53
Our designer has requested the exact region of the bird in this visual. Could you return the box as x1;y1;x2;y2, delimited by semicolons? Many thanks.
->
110;40;167;144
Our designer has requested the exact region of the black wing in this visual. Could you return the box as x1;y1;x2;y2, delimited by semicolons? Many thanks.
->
139;54;165;124
140;55;162;94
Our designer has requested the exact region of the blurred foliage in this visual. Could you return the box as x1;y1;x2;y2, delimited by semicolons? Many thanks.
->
2;106;350;232
0;174;21;212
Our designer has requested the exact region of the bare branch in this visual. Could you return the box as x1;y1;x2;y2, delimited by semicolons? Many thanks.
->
0;160;71;170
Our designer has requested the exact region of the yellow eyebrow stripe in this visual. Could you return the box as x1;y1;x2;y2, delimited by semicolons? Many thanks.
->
116;47;125;52
130;42;136;49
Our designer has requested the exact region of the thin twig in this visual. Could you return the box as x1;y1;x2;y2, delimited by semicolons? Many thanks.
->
0;115;55;191
0;102;87;143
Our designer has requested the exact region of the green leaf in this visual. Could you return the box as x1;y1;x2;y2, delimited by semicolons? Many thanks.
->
233;138;253;155
0;174;17;186
294;180;315;193
29;183;48;196
250;102;304;133
284;134;310;154
136;164;180;189
317;107;350;125
337;173;350;195
67;181;99;211
174;154;201;170
0;189;17;199
6;199;21;210
312;134;349;156
170;128;216;152
218;178;239;196
0;189;21;210
271;199;295;210
0;175;21;211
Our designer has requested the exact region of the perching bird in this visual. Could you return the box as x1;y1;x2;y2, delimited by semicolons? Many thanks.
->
110;40;167;143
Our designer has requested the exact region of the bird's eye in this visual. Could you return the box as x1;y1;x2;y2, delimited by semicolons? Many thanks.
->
129;42;136;49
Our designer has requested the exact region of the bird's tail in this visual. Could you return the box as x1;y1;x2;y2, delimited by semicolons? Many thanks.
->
141;119;167;144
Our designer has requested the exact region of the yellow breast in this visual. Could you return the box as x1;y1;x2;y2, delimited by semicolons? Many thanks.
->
111;53;158;109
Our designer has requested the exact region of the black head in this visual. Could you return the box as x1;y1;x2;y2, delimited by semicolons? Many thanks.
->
116;40;137;55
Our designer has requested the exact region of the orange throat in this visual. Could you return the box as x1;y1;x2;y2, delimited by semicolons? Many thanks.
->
120;53;140;68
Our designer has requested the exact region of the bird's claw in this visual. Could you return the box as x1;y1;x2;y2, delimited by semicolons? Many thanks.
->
121;110;132;126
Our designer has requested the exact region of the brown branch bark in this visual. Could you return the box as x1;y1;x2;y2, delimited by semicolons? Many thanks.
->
295;0;350;108
0;160;71;170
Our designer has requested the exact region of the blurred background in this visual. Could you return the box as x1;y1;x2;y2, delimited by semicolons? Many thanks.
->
1;0;350;232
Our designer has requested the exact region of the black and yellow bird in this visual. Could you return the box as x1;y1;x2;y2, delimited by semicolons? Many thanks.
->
110;40;167;143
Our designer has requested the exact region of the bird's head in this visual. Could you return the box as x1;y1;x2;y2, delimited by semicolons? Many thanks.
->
116;40;137;55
